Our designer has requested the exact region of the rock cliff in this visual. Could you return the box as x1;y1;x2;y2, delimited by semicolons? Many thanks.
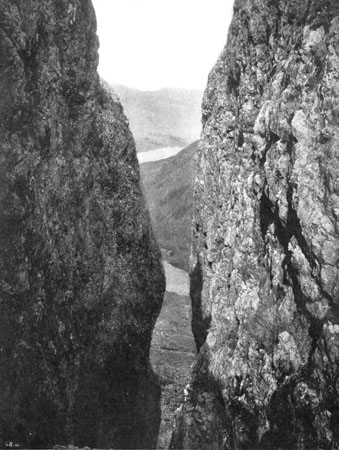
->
0;1;164;448
171;1;339;449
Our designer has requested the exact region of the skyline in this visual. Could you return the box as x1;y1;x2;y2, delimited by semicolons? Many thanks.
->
92;0;234;91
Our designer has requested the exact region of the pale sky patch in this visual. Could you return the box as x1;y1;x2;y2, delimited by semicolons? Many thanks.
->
91;0;234;91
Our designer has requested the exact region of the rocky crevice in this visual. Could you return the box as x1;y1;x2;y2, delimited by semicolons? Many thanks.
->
190;258;211;352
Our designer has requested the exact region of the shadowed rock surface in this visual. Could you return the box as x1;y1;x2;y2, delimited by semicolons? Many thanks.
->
0;1;164;448
171;1;339;449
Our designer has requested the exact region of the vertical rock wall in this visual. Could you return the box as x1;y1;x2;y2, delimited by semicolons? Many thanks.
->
0;1;165;448
171;1;339;449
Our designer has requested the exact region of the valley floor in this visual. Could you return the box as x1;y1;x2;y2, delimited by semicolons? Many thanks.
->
150;262;196;449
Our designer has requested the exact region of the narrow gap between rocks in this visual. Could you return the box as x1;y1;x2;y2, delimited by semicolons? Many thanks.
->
150;261;196;449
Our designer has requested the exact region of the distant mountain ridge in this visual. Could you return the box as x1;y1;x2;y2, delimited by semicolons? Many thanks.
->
111;83;202;153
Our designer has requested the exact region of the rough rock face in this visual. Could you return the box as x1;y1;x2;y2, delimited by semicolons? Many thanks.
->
171;1;339;449
0;1;165;448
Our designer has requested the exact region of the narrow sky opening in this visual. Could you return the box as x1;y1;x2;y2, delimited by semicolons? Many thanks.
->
92;0;234;91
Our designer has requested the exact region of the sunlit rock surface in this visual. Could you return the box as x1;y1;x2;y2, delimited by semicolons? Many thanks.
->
171;1;339;449
0;1;164;448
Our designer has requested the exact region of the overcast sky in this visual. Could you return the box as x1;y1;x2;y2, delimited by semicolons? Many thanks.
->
91;0;234;91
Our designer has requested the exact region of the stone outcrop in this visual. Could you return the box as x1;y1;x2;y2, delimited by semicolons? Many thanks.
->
0;1;164;448
171;1;339;449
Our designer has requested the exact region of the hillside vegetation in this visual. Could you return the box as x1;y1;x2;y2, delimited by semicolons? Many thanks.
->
140;141;198;271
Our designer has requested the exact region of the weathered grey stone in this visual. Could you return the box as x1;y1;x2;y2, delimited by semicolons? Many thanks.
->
171;1;339;449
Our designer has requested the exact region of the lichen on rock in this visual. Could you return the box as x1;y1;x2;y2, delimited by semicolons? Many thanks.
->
171;1;339;449
0;0;165;448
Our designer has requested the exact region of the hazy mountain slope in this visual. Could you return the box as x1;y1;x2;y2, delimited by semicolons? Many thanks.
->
140;141;198;271
112;84;202;152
